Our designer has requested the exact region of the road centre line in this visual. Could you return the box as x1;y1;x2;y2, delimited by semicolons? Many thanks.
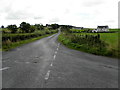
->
55;51;57;54
26;62;30;64
56;48;59;51
45;70;50;80
53;55;56;60
0;67;10;71
50;63;53;66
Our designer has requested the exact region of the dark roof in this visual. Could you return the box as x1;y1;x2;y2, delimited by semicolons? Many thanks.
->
73;27;83;28
97;26;108;28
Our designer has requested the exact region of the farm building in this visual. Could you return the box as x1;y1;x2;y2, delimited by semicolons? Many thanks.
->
72;27;83;30
92;26;109;32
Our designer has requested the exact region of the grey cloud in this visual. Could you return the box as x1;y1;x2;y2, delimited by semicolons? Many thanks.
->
0;0;13;13
64;9;70;14
82;0;104;7
6;11;32;20
105;20;115;23
49;18;60;23
34;16;43;20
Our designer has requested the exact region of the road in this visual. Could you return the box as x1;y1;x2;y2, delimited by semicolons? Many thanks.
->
2;32;118;88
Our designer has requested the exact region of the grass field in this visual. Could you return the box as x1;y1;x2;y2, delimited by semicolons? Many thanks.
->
58;28;119;58
74;33;118;51
109;29;120;32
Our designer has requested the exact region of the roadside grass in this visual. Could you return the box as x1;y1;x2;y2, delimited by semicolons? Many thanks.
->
58;32;119;59
2;33;55;51
0;32;1;51
2;29;58;51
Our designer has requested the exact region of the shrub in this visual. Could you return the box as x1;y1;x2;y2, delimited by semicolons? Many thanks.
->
7;25;17;33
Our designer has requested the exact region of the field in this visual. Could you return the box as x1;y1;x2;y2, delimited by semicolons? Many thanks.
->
58;29;119;58
74;33;118;51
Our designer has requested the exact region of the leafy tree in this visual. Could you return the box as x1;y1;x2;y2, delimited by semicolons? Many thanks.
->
46;24;50;27
1;25;4;28
39;24;44;30
30;25;36;33
35;24;44;30
7;24;17;33
60;25;72;33
20;22;31;33
51;24;59;29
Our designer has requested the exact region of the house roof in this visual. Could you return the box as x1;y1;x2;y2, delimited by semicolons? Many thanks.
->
73;27;83;28
97;26;108;28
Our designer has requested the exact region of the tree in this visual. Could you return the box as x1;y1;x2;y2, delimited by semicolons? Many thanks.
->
60;25;72;33
30;25;36;33
51;24;59;29
35;24;44;30
20;22;31;33
1;25;4;28
7;24;17;33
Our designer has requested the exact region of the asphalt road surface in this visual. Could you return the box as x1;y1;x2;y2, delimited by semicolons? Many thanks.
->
2;32;118;88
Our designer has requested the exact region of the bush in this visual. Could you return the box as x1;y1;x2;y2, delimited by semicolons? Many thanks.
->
7;25;17;33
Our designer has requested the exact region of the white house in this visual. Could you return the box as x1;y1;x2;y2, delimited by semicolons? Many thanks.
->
92;26;109;32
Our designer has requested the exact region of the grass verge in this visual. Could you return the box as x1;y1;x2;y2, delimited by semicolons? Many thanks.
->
2;33;55;51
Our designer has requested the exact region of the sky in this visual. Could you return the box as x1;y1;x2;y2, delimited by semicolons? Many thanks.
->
0;0;119;28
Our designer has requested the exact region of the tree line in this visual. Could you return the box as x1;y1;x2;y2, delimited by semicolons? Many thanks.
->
1;22;62;33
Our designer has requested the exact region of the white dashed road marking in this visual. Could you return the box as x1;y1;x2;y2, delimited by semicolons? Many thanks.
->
26;62;30;64
44;43;60;80
45;70;50;80
0;67;10;71
53;55;56;60
55;51;57;54
50;63;53;66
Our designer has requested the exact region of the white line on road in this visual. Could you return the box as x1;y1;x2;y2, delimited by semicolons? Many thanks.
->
15;61;18;63
56;48;59;51
0;67;10;71
55;51;57;54
50;63;53;66
26;62;30;64
45;70;50;80
53;55;56;60
48;35;54;38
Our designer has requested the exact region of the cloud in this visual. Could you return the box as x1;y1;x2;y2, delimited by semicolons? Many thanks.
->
49;18;60;23
82;0;104;7
0;0;119;28
105;20;115;23
34;16;43;20
5;10;33;20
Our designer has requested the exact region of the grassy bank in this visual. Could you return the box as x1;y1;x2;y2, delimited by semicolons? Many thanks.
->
2;33;56;51
58;32;119;59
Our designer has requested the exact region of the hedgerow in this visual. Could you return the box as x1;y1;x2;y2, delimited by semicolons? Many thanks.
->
2;30;57;50
58;33;117;57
